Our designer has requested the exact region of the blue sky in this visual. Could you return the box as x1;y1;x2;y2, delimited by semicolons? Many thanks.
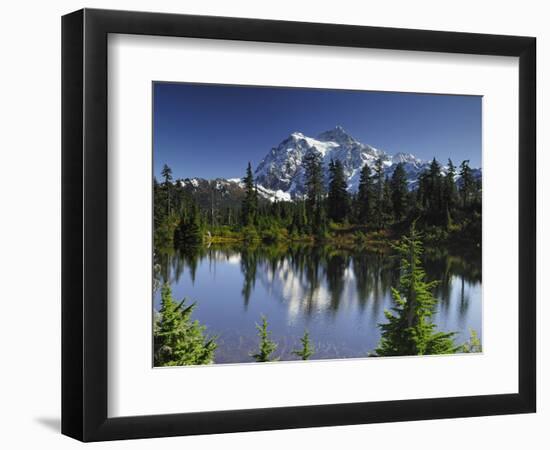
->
153;82;481;180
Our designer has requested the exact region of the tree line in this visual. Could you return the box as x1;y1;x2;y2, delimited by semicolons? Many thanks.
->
154;154;481;251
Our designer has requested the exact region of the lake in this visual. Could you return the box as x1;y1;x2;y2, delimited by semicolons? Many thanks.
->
154;243;482;363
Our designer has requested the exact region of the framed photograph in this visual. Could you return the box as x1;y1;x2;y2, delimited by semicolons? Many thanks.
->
62;8;536;442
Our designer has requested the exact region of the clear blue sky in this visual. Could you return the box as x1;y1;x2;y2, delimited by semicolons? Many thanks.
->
153;82;481;180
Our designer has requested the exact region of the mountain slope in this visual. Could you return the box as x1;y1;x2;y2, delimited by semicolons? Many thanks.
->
254;126;477;196
177;126;480;203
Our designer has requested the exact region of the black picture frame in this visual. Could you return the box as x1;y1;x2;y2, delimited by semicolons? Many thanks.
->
62;8;536;442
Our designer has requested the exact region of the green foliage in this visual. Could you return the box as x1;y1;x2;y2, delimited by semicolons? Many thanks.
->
154;284;217;366
382;176;393;226
251;315;278;362
356;164;374;224
260;225;288;243
292;330;314;360
354;230;368;245
241;162;258;226
154;157;481;252
461;328;482;353
375;224;458;356
459;160;475;208
155;212;179;250
242;224;260;242
174;202;203;248
373;157;385;229
161;164;173;184
289;200;308;236
327;159;350;222
390;162;408;222
304;151;327;239
443;159;457;228
417;158;445;226
161;164;174;216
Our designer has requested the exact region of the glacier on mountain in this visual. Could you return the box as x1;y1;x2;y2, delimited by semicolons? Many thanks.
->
253;125;472;197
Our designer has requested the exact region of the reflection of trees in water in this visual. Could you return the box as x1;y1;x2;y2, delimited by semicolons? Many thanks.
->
379;253;400;297
423;247;481;320
157;242;480;319
279;244;324;316
240;248;258;309
352;252;372;308
154;245;206;288
424;250;453;309
302;246;322;306
325;252;349;313
458;276;470;320
351;250;399;317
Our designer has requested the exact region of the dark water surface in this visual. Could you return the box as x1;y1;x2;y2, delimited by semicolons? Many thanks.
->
154;244;482;363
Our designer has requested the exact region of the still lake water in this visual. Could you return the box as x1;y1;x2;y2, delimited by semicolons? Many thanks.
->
154;244;482;363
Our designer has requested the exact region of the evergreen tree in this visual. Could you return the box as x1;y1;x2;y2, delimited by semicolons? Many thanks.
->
459;160;475;209
161;164;173;215
375;224;458;356
442;159;457;228
373;157;385;229
327;159;350;222
382;176;393;227
303;151;326;239
161;163;173;184
251;315;278;362
154;284;217;366
428;157;443;210
289;201;307;236
241;162;257;226
356;164;374;224
390;162;408;222
418;158;445;225
292;330;314;360
461;328;482;353
174;202;202;248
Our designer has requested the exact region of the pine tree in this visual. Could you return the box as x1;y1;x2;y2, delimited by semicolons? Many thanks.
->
303;151;326;238
241;162;257;226
251;315;278;362
428;158;443;209
289;201;307;236
174;202;202;248
390;162;408;222
161;164;173;215
292;330;314;360
418;158;445;225
373;157;385;229
459;160;474;209
161;163;173;184
154;284;217;366
382;175;393;227
375;223;458;356
356;164;374;224
327;159;350;222
443;159;457;222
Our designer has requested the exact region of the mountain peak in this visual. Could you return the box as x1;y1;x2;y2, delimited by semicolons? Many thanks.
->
392;152;421;165
252;128;479;198
316;126;358;145
289;131;305;140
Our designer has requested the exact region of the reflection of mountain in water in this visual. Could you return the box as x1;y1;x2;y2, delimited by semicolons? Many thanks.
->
154;244;481;362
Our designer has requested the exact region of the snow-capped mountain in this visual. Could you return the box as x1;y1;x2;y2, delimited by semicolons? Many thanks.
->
178;126;480;203
178;177;292;205
255;126;446;196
